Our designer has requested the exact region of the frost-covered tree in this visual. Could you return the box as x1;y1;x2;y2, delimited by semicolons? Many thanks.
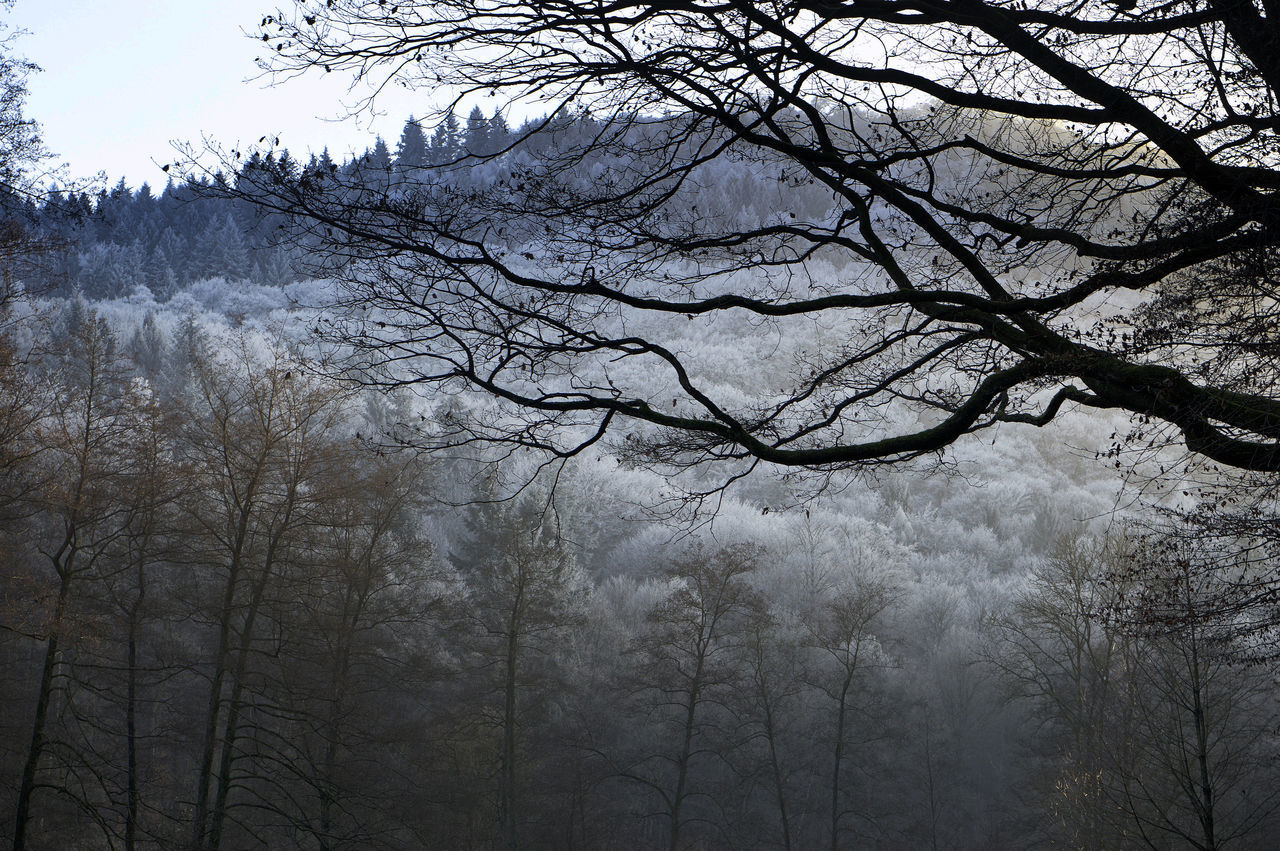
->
245;0;1280;488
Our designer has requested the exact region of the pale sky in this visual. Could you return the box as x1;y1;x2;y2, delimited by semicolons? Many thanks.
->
7;0;433;188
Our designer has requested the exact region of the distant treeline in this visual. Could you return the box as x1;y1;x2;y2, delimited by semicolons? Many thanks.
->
0;106;524;300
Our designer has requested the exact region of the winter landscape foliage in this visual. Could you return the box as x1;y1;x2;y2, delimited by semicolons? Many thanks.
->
6;0;1280;848
0;108;1275;850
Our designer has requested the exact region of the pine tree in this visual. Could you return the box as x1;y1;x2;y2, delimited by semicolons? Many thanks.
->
396;116;429;170
429;113;460;165
274;149;298;179
367;137;391;171
202;214;250;281
464;106;489;156
487;111;511;153
130;311;167;378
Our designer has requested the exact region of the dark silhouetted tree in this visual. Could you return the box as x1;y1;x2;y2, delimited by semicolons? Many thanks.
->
243;0;1280;484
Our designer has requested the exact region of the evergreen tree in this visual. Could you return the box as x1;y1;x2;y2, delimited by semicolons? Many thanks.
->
274;149;298;179
487;111;511;153
464;106;489;156
202;213;250;281
429;113;460;165
395;117;429;170
259;249;295;285
147;245;178;299
367;137;392;172
130;311;167;378
153;227;187;287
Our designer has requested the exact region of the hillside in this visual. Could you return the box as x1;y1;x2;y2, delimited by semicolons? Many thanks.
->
2;111;1277;849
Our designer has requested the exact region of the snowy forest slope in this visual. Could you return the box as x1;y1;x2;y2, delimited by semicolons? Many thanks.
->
3;109;1273;850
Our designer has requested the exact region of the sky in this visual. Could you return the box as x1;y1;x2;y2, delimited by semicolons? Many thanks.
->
6;0;431;189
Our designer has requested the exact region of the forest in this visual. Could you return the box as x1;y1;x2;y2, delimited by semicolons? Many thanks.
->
8;0;1280;849
0;111;1274;850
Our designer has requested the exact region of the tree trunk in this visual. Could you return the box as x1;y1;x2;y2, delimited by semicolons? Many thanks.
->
192;552;242;850
207;530;285;851
125;570;143;851
669;643;707;851
500;576;525;851
830;671;853;851
752;660;792;851
12;562;71;851
193;469;262;850
1185;612;1217;851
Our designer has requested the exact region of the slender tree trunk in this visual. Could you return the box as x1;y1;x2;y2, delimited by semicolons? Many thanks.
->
125;573;143;851
317;647;350;850
192;554;242;850
317;699;343;849
754;670;792;851
670;647;706;851
763;699;793;851
1186;621;1217;850
923;703;939;851
318;588;364;849
501;624;520;851
830;672;853;851
207;667;250;851
12;561;72;851
193;478;261;850
207;534;284;851
499;566;526;851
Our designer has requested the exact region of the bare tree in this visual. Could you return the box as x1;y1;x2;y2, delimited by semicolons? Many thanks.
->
803;571;899;850
617;543;762;850
449;488;587;850
177;338;351;851
990;537;1140;849
992;534;1280;849
739;605;804;851
1108;538;1280;850
235;446;441;850
226;0;1280;484
8;307;154;849
110;394;179;851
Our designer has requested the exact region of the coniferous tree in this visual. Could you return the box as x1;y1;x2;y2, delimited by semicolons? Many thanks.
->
429;113;460;166
366;137;391;172
201;213;250;281
464;106;490;157
486;112;511;153
395;117;429;171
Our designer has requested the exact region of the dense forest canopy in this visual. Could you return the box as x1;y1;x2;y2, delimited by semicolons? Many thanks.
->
235;0;1280;478
4;1;1280;849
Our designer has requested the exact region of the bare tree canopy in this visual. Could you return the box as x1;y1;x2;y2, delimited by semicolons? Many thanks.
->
248;0;1280;475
